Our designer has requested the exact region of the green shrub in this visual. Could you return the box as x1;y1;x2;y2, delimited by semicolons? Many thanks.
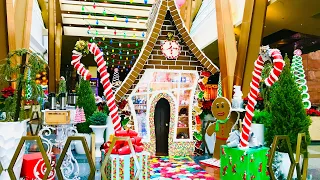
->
252;110;271;124
76;78;97;133
89;111;107;125
264;55;311;152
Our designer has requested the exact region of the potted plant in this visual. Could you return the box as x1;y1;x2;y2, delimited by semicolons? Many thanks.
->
264;55;311;178
251;110;271;145
74;79;97;154
89;111;108;158
0;49;46;179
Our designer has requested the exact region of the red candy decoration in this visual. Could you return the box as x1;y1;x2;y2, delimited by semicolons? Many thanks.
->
102;130;143;155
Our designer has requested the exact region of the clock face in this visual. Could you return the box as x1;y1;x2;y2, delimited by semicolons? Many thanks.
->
161;40;181;59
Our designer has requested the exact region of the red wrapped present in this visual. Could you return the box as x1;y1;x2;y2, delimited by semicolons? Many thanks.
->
21;152;56;180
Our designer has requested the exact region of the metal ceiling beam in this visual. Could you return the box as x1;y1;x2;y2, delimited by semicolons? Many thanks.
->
63;17;147;29
61;1;151;17
62;14;148;22
63;26;145;40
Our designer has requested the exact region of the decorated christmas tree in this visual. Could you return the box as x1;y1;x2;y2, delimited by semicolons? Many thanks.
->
112;68;121;92
290;49;311;109
264;55;311;152
76;78;97;133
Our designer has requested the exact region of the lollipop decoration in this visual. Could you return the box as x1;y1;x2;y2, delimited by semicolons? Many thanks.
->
239;46;285;149
71;41;122;132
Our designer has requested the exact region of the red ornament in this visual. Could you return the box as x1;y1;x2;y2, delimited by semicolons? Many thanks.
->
114;30;117;35
195;116;201;124
93;3;96;9
133;50;137;54
127;43;131;48
98;41;102;45
112;54;116;58
118;61;120;64
88;26;91;30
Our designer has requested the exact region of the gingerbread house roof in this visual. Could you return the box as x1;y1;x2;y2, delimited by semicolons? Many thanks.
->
114;0;219;102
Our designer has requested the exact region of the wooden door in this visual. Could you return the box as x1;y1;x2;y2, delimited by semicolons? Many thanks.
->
154;98;170;156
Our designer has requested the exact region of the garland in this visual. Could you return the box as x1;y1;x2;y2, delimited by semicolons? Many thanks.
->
193;71;212;155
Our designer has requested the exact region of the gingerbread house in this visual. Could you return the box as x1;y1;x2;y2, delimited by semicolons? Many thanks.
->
115;0;219;156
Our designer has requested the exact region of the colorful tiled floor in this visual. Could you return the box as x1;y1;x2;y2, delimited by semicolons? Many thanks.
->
150;156;215;180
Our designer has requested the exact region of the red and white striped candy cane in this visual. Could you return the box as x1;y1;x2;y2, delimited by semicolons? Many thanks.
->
71;51;92;80
239;49;285;148
71;43;123;132
87;43;123;132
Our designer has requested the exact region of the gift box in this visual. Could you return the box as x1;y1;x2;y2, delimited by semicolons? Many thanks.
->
21;152;56;180
220;145;269;180
105;151;150;180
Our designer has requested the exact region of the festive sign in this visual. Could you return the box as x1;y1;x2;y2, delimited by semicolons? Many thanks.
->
239;46;285;148
71;41;122;132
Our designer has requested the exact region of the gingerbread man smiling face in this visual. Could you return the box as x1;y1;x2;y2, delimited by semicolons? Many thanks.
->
211;97;231;120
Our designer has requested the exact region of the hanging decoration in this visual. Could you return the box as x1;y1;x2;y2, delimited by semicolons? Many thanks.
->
239;46;285;149
71;40;123;132
161;32;181;59
290;49;311;109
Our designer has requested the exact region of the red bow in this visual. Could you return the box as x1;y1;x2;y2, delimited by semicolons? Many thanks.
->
102;130;144;155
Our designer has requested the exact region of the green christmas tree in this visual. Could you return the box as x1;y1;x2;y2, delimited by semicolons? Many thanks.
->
58;76;67;95
76;78;97;133
264;55;311;152
290;50;311;109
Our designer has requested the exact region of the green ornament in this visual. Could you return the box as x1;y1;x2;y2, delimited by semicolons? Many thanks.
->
193;132;202;141
198;91;204;99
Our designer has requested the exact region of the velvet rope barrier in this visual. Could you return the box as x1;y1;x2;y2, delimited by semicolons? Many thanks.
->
71;42;123;132
239;48;285;148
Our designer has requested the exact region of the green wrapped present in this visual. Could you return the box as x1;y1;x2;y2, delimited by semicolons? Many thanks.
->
220;145;270;180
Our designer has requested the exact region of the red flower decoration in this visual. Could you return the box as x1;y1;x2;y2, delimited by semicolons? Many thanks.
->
1;86;15;99
306;109;320;116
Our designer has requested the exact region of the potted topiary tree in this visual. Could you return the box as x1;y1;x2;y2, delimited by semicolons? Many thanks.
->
251;110;271;145
264;55;311;178
74;78;97;154
0;49;46;179
89;111;108;158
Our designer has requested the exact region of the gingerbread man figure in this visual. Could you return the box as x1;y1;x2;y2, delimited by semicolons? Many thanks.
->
206;97;236;158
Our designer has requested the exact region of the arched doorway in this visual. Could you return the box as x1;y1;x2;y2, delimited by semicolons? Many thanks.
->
154;98;170;156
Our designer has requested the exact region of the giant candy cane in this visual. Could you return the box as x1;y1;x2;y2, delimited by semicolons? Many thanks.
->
71;43;123;132
239;48;285;148
71;51;91;80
